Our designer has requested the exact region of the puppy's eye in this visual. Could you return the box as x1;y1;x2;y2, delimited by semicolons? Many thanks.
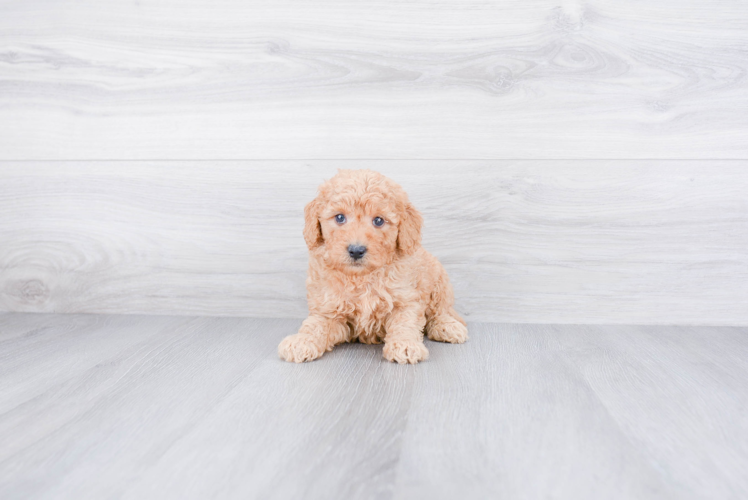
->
373;217;385;227
335;214;346;224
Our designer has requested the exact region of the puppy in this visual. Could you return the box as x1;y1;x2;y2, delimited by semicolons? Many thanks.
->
278;169;468;364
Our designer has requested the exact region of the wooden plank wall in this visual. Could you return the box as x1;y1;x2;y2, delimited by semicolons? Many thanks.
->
1;161;746;324
1;0;747;323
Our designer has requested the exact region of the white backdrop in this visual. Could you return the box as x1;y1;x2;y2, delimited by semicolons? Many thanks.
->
2;161;746;324
1;0;747;324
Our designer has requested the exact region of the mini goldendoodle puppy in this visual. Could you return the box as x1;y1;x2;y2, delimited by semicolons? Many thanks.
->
278;169;468;364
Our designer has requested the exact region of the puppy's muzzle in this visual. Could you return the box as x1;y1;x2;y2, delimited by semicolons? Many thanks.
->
347;244;367;261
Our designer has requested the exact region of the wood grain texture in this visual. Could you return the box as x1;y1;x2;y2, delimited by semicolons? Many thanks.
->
393;324;671;499
1;160;747;324
1;0;747;159
559;325;748;499
394;324;748;499
1;314;747;499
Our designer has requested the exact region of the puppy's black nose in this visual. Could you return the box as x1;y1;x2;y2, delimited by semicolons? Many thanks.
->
348;244;367;260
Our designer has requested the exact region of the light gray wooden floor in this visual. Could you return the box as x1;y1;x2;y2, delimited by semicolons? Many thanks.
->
1;313;747;499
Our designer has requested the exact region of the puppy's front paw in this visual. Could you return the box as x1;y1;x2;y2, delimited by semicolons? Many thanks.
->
427;316;468;344
383;340;429;364
278;334;324;363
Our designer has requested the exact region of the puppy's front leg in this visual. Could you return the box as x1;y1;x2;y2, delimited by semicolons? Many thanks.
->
278;315;349;363
383;307;429;364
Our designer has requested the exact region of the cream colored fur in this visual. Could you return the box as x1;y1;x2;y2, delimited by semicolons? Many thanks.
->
278;169;467;364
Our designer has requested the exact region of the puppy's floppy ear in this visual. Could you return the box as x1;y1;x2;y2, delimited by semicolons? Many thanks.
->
303;197;324;249
396;202;423;255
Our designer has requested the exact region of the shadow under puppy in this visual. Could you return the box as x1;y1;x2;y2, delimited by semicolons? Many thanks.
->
279;169;468;364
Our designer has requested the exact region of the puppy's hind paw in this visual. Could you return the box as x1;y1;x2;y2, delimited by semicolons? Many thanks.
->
427;316;468;344
278;334;324;363
383;340;429;364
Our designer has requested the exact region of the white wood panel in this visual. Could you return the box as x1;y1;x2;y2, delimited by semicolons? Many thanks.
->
1;0;747;159
2;314;747;499
1;160;746;324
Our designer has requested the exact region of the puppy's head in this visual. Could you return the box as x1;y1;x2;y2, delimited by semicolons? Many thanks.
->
304;170;423;274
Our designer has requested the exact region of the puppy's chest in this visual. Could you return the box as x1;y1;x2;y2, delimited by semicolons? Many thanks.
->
334;281;394;343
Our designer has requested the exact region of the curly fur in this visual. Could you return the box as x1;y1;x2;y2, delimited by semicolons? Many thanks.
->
278;169;468;364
